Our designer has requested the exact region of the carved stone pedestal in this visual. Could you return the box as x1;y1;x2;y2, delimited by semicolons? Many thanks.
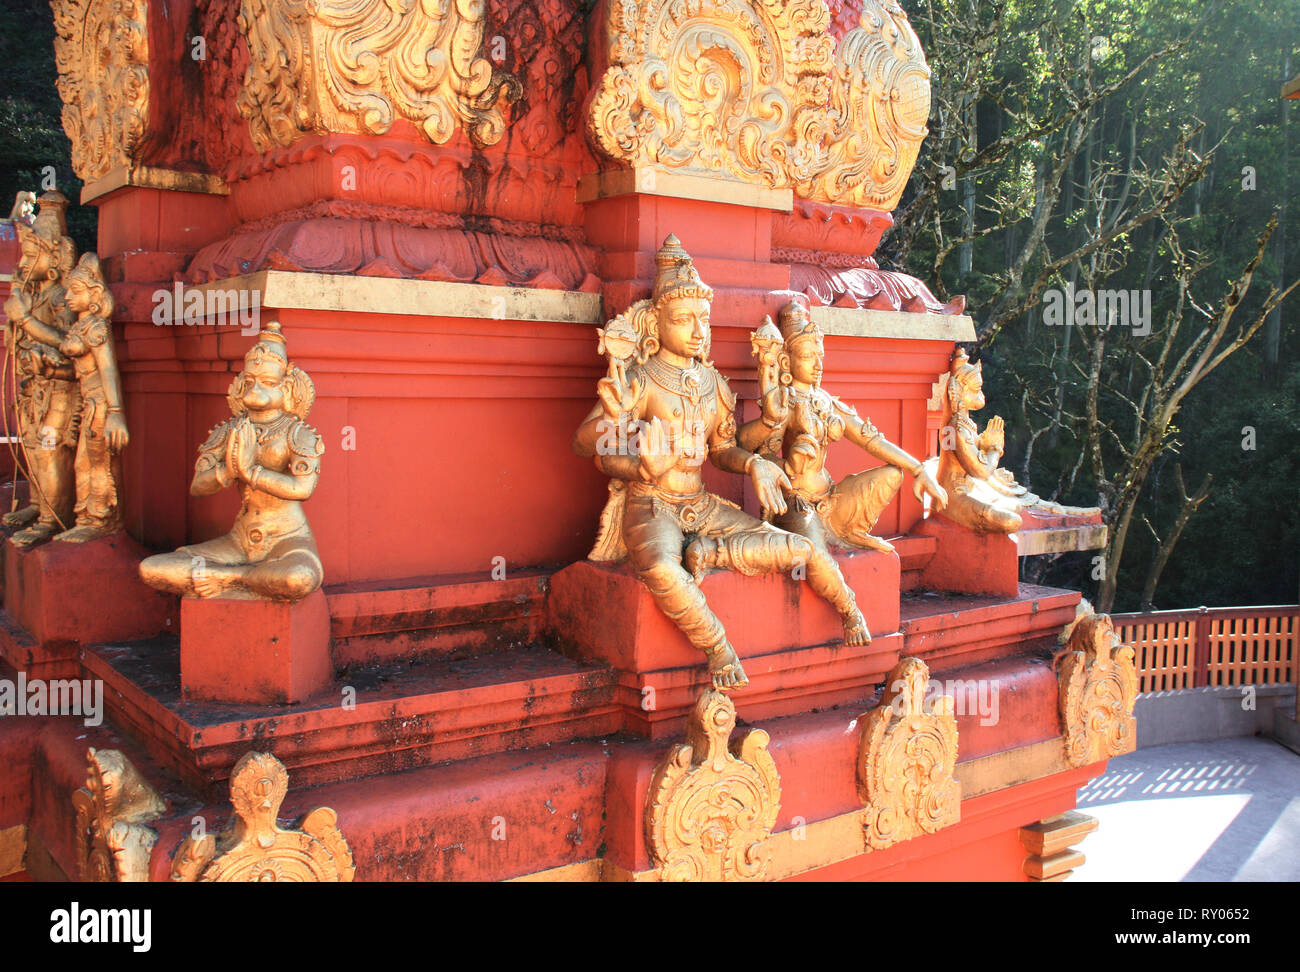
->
3;533;173;658
180;590;332;705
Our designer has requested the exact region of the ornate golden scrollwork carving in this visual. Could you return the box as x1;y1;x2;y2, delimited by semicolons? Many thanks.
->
72;748;166;882
1057;610;1139;768
798;0;931;211
170;751;355;882
858;657;960;850
51;0;150;182
588;0;836;189
236;0;520;152
587;0;931;209
645;690;782;881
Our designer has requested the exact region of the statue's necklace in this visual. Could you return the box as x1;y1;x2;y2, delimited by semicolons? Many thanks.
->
643;355;709;404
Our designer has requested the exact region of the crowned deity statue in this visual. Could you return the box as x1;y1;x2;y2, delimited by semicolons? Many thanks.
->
573;236;868;691
931;348;1027;534
139;322;325;601
740;299;948;561
2;189;83;546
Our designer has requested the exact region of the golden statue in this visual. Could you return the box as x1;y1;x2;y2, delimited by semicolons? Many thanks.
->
931;348;1027;534
573;236;867;691
2;189;82;546
170;751;355;882
139;322;324;601
741;300;947;567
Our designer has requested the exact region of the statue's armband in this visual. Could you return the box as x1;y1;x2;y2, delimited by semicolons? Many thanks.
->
289;421;325;477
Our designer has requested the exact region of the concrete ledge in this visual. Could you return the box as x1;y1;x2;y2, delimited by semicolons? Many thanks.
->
188;271;604;324
811;305;977;342
577;168;794;211
81;164;230;203
1272;710;1300;756
1015;524;1108;556
1136;684;1297;748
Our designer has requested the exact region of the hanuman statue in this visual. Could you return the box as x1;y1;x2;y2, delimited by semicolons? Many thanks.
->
139;322;324;601
2;190;81;546
573;236;867;691
740;299;948;560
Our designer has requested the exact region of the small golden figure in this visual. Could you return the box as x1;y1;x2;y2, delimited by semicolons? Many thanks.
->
139;322;325;601
574;236;867;691
932;348;1025;534
2;189;80;546
740;299;948;560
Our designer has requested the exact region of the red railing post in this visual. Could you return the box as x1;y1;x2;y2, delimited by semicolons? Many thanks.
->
1193;606;1211;689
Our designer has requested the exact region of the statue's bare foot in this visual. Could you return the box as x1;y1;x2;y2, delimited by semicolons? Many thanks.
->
192;565;238;598
10;522;57;548
842;608;871;647
684;537;718;583
54;524;112;544
858;533;895;554
707;643;749;691
2;506;38;529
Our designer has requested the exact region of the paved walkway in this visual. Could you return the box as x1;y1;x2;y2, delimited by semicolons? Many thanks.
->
1074;736;1300;881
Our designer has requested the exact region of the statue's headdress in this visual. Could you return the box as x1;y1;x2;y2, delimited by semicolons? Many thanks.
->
945;346;982;413
777;298;822;347
15;189;75;280
651;235;713;309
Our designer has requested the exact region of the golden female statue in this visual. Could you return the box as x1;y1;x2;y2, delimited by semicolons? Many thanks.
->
2;190;80;546
139;322;325;601
932;348;1025;534
573;236;867;691
739;299;947;556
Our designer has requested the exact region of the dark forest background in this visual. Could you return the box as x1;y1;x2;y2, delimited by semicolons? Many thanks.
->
1;0;1296;612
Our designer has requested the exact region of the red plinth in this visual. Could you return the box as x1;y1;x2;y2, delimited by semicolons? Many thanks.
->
3;533;174;648
910;515;1019;598
180;590;332;705
549;551;900;673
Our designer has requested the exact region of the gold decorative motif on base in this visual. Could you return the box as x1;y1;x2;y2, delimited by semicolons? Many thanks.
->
646;690;781;881
237;0;520;151
587;0;931;209
1057;610;1139;768
858;657;960;850
72;748;165;882
170;751;355;882
51;0;149;182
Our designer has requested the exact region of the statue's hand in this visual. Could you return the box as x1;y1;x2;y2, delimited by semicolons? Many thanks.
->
914;467;948;511
4;291;30;323
225;419;258;482
751;457;791;517
980;415;1006;455
597;357;642;420
637;416;677;481
105;412;129;453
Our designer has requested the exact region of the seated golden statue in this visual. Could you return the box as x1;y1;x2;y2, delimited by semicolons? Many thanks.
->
2;189;81;546
932;348;1026;534
573;237;867;691
139;322;325;601
740;300;948;559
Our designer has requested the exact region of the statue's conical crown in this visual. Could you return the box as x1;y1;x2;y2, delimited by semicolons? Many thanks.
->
651;234;713;306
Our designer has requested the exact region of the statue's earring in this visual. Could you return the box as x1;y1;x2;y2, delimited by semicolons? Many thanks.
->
778;352;793;385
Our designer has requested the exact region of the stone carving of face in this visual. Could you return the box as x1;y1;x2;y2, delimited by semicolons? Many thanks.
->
239;351;288;416
64;274;92;314
788;334;824;387
656;295;710;361
17;233;53;285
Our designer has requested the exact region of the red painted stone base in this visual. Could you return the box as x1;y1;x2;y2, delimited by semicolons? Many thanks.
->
910;515;1019;597
3;533;174;651
180;590;332;705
